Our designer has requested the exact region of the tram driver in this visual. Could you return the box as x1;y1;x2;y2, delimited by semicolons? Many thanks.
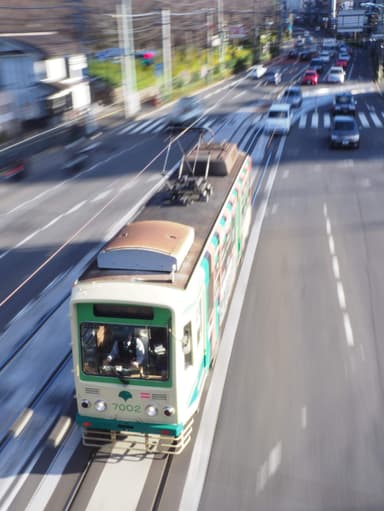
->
105;328;147;375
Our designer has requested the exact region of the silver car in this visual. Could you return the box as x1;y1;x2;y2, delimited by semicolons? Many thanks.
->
167;96;203;127
329;115;360;149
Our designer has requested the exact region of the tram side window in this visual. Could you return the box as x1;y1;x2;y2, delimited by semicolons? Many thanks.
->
182;322;193;368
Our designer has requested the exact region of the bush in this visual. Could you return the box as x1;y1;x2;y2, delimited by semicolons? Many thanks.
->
233;57;248;74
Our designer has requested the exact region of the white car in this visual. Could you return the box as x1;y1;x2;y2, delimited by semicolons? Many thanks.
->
338;52;351;62
327;66;345;83
319;50;331;62
167;96;204;127
248;64;267;79
264;103;292;135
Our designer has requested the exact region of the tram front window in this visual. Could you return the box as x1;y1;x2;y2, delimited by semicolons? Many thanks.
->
80;323;169;381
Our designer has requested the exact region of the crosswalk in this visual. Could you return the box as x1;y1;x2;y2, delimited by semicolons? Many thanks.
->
295;109;384;129
116;106;384;137
117;114;220;136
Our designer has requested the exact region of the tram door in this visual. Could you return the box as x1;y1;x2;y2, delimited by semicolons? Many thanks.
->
181;290;207;411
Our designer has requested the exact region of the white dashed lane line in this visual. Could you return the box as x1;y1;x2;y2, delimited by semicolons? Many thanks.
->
323;202;355;348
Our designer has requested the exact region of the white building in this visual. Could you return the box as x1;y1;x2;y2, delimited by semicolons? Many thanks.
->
0;37;90;132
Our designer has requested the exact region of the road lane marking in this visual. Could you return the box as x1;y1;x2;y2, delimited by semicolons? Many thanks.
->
332;255;340;280
298;114;307;129
369;111;383;128
311;112;318;128
343;312;354;346
324;207;355;348
90;190;112;202
301;407;307;429
336;280;346;310
358;112;369;128
326;218;332;235
323;112;331;128
328;234;335;255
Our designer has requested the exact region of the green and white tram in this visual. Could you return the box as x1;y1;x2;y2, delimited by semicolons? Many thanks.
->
70;141;252;454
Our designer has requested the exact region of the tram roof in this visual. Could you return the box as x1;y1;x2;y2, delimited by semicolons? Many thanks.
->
79;142;248;290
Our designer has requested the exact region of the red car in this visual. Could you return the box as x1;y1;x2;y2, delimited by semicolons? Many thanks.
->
301;69;319;85
336;56;349;68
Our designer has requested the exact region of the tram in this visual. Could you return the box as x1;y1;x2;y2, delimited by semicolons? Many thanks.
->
70;140;252;454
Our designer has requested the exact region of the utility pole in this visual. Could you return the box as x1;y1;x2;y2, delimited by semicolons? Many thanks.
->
252;0;260;64
276;0;282;55
162;9;172;100
217;0;225;74
206;9;214;79
119;0;140;119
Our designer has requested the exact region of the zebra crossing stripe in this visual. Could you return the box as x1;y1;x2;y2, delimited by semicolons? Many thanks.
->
323;113;331;128
311;112;319;129
119;121;139;134
358;112;369;128
140;118;166;133
368;112;383;128
129;118;155;134
298;114;307;129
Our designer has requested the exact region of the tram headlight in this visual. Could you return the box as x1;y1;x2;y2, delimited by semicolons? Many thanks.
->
94;400;107;412
163;406;175;417
80;399;91;409
145;404;158;417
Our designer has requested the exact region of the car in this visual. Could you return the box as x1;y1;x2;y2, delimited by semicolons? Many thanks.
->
248;64;267;79
301;69;319;85
310;57;324;74
167;95;203;127
336;55;349;68
264;70;282;85
329;115;360;149
338;51;351;62
280;85;303;107
327;66;345;83
0;158;26;180
287;48;299;59
264;103;292;135
336;51;350;65
332;91;356;116
319;50;331;62
299;50;312;61
338;44;351;55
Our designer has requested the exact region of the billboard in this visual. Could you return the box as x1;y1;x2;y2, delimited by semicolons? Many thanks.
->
337;9;367;32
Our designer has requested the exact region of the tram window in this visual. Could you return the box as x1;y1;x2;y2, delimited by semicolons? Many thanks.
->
182;322;193;368
80;322;169;381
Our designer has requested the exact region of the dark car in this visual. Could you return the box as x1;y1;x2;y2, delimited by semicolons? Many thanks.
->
332;91;356;116
299;50;312;61
310;58;324;74
287;48;299;59
280;85;303;107
0;159;26;180
329;115;360;149
264;70;282;85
